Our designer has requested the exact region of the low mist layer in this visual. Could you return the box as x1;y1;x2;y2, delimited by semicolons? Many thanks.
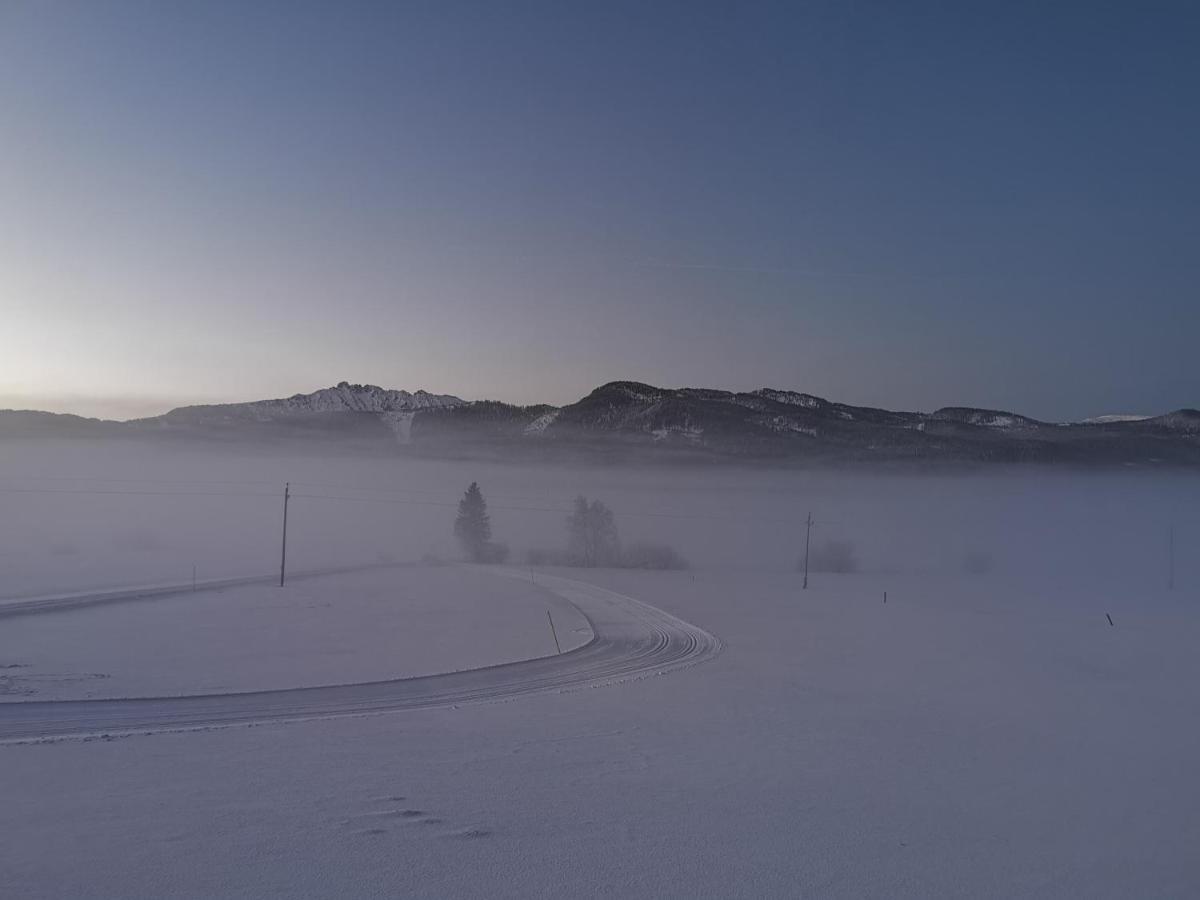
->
1;439;1195;607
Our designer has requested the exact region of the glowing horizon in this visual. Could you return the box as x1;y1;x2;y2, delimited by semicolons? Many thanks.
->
3;3;1196;423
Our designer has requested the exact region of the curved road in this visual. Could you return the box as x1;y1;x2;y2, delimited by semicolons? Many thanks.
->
0;571;721;744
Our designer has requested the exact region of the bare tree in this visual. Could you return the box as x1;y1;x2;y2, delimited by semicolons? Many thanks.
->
566;495;619;567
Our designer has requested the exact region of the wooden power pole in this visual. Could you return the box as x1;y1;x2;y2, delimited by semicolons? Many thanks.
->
280;482;290;587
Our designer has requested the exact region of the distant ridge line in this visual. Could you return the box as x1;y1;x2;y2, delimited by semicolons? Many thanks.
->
2;381;1197;466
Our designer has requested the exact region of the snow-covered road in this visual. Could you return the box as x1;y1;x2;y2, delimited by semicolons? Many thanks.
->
0;572;721;743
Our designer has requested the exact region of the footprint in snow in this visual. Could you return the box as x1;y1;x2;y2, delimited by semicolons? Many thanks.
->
447;828;491;840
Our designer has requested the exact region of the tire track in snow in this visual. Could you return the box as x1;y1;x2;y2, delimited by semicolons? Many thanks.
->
0;562;405;620
0;571;721;743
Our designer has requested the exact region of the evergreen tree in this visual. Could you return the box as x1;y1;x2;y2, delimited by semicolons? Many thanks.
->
454;482;492;561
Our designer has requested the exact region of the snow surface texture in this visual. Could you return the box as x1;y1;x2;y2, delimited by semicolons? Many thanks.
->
0;567;592;701
0;568;718;741
1;566;1197;898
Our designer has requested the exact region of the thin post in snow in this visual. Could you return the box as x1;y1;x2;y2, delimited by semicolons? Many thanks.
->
280;481;290;587
546;609;562;654
1106;613;1114;627
883;591;887;604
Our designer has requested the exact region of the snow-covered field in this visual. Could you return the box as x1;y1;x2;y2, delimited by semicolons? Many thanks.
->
0;567;591;701
1;441;1198;897
2;566;1197;898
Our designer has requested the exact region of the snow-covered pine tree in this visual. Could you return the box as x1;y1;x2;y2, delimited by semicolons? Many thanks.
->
454;482;492;562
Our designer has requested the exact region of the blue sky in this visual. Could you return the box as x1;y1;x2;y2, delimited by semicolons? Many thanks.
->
1;1;1196;420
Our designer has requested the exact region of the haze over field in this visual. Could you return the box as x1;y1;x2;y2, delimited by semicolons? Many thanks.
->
1;441;1196;600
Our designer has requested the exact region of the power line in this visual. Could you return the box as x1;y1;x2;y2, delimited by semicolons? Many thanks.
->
1;482;830;527
290;492;463;509
0;475;278;487
291;491;810;525
0;486;279;498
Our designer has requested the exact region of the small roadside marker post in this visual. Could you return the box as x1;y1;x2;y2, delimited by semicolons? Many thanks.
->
1106;613;1114;627
546;609;562;654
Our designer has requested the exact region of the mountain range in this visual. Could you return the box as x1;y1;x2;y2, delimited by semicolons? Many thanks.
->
3;381;1198;466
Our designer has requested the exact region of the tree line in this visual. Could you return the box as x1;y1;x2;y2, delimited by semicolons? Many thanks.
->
453;482;687;569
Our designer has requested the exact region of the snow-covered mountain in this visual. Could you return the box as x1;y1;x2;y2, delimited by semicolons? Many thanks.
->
1080;414;1151;425
134;382;464;443
931;407;1045;429
3;381;1198;465
412;382;1200;465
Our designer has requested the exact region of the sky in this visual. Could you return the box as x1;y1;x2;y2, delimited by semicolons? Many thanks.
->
1;1;1197;422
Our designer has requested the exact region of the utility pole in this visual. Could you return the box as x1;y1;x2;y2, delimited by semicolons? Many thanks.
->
803;511;813;590
280;481;290;587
